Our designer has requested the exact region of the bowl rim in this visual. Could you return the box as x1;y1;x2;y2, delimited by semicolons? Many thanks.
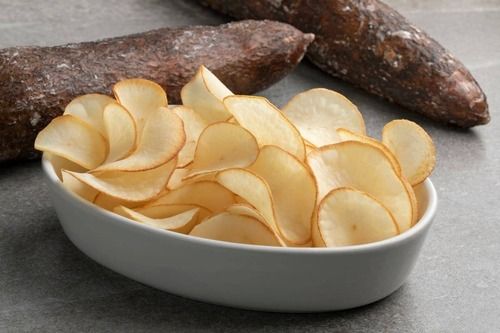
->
42;154;437;254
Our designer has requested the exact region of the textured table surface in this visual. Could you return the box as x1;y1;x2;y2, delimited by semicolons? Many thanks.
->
1;1;499;332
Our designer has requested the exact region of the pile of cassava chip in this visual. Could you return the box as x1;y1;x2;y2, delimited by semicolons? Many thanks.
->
35;65;436;247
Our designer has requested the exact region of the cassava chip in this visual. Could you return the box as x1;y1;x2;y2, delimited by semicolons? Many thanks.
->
305;143;316;156
189;212;280;246
64;93;115;136
93;107;185;172
382;120;436;186
226;203;267;224
130;204;211;222
103;102;136;163
172;106;207;167
35;115;107;169
311;211;324;247
216;168;277;232
282;88;365;147
186;122;259;178
69;158;177;202
166;168;190;190
93;192;146;211
317;188;399;247
181;65;233;123
113;78;167;135
224;96;305;160
413;182;428;222
225;203;287;246
45;152;87;180
307;141;413;232
167;168;217;190
61;170;99;202
115;206;201;234
336;128;402;176
248;145;316;244
149;181;234;213
403;177;419;226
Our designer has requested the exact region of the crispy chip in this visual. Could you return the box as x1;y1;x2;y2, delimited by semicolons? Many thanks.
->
115;206;201;234
35;115;107;169
382;120;436;186
307;141;413;232
93;107;185;172
282;88;365;147
226;203;287;246
216;168;277;232
224;96;305;160
172;106;207;167
181;65;233;123
113;78;167;136
190;212;280;246
61;170;99;202
248;145;316;244
131;204;211;222
336;128;402;176
45;152;87;180
149;181;234;213
93;192;147;211
102;102;136;163
69;158;177;202
317;188;399;246
64;94;115;136
186;122;259;178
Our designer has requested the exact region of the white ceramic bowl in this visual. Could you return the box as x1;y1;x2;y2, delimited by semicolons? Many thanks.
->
42;155;437;312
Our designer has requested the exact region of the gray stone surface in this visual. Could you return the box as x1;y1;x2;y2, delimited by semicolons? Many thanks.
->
0;0;499;331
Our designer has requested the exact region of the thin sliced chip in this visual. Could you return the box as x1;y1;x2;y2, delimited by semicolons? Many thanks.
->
166;168;190;190
317;188;399;247
223;96;305;160
190;212;281;246
35;115;107;169
172;106;207;167
167;168;217;190
403;178;419;226
45;152;87;180
226;203;267;224
248;145;316;244
103;102;137;163
413;182;428;222
116;206;200;234
69;158;177;202
148;181;234;213
61;170;99;202
307;141;413;232
64;94;115;136
234;196;248;204
382;120;436;186
336;128;401;176
181;65;233;123
131;204;211;221
216;168;278;231
113;78;167;135
93;192;147;211
226;203;287;246
186;122;259;178
305;146;315;156
93;107;185;172
282;88;365;147
311;210;325;247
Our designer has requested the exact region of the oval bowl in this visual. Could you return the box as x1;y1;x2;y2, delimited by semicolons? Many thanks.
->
42;155;437;312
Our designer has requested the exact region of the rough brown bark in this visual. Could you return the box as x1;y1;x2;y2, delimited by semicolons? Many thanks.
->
0;20;313;162
199;0;490;128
